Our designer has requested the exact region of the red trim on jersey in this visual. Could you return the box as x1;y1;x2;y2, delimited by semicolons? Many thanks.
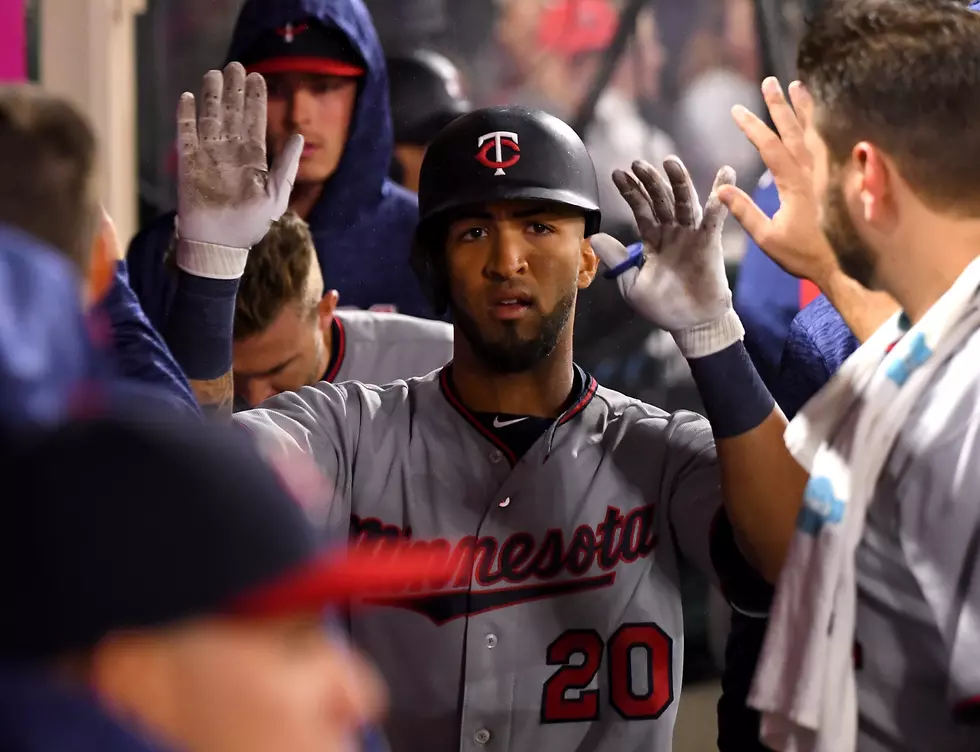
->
438;366;519;466
557;375;598;426
800;279;821;308
323;317;347;383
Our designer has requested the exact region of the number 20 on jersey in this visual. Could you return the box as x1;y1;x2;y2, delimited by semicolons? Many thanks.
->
541;622;675;723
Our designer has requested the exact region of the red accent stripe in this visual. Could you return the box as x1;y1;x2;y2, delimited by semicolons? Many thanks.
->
438;367;518;466
245;57;364;77
558;376;598;426
800;279;821;308
323;317;346;383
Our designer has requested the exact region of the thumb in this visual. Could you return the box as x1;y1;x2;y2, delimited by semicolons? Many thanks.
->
716;182;772;246
269;133;304;216
590;232;630;269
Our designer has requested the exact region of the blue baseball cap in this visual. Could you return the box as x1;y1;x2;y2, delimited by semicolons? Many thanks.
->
0;412;454;660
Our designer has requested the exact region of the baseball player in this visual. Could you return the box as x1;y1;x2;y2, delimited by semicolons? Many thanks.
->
169;210;452;408
168;63;793;751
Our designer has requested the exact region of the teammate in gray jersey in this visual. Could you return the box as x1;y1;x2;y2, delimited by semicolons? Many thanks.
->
232;211;453;408
171;63;798;751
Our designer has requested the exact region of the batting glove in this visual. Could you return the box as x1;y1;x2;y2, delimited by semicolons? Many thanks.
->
174;62;303;280
591;157;744;358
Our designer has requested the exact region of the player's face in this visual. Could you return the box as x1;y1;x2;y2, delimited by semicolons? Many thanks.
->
444;199;598;373
96;616;387;752
233;302;330;407
805;113;879;289
266;73;358;185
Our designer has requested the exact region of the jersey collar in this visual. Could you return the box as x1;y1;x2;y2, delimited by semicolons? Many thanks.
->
437;363;598;464
322;317;347;383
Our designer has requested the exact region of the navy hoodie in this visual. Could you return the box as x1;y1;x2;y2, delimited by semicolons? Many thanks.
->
126;0;432;334
0;671;172;752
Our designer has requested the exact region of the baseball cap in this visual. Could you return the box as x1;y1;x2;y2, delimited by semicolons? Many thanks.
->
537;0;618;59
0;413;452;660
238;18;365;77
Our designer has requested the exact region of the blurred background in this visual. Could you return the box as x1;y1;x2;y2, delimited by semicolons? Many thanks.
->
2;0;813;746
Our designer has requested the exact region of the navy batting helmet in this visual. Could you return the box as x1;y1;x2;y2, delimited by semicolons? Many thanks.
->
410;106;602;314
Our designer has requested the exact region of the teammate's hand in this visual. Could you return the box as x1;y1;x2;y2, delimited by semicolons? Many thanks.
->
592;156;743;357
716;77;838;287
175;62;303;251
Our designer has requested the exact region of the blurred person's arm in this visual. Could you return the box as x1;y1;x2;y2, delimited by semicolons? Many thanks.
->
720;77;899;345
93;210;200;416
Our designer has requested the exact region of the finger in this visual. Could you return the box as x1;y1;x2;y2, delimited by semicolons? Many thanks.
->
632;160;675;224
269;133;304;215
198;69;223;143
702;166;736;236
176;92;198;158
760;77;809;168
613;169;660;240
662;156;700;227
716;182;772;244
731;105;804;194
221;62;246;141
787;80;813;133
243;71;268;166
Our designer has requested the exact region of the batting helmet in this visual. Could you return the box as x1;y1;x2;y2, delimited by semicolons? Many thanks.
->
387;50;471;146
410;106;602;313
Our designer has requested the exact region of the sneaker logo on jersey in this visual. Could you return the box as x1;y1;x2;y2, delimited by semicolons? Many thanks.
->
492;416;528;428
350;505;658;624
797;476;846;536
475;131;520;176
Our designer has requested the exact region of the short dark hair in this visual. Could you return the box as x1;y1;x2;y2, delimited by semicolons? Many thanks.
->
234;212;320;340
0;85;99;271
797;0;980;213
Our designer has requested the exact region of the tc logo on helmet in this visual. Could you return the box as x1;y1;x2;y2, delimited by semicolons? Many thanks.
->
475;131;520;176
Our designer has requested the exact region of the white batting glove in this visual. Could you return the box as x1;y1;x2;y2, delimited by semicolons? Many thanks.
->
175;62;303;280
591;157;744;358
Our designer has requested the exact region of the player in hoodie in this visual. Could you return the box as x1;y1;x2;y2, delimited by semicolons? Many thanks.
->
126;0;432;339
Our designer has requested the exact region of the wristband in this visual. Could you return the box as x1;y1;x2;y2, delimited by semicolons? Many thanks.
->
165;271;239;380
687;340;775;439
672;308;744;358
176;238;249;280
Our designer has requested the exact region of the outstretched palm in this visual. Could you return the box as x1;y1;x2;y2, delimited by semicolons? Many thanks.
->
176;62;303;249
592;157;736;333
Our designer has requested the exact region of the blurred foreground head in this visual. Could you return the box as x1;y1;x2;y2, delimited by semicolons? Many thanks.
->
0;413;455;752
0;85;113;304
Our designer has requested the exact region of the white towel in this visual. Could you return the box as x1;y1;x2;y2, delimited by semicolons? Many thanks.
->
748;256;980;752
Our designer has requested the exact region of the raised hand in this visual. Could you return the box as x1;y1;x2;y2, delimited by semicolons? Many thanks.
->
175;62;303;252
591;156;742;355
717;77;837;286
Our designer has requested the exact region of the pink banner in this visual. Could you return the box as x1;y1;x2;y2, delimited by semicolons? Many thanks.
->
0;0;26;82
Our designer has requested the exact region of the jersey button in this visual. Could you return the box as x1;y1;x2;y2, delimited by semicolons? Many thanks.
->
489;450;503;464
486;634;497;649
498;497;511;508
475;728;491;745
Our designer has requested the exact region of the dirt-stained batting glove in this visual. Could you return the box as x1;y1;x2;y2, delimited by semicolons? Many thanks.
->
175;62;303;280
590;156;744;358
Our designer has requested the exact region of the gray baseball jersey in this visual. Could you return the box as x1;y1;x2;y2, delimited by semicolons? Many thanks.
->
235;367;733;752
848;329;980;751
327;309;453;384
